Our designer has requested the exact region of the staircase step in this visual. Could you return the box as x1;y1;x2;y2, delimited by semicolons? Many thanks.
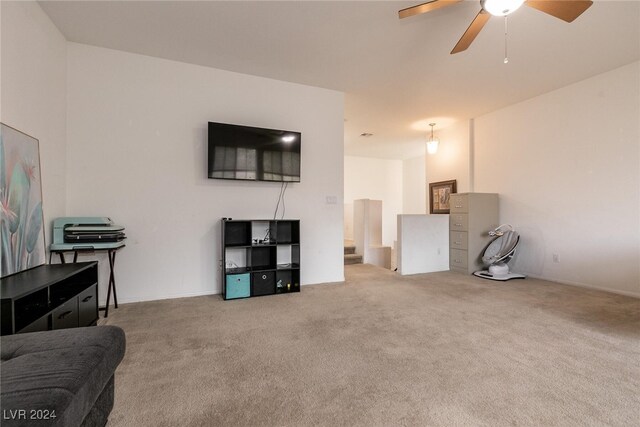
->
344;254;363;265
344;245;356;255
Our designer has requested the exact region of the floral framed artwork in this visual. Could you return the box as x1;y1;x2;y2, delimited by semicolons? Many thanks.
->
0;123;46;278
429;179;457;214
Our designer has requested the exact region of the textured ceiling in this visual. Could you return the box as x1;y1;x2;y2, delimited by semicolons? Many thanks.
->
40;1;640;159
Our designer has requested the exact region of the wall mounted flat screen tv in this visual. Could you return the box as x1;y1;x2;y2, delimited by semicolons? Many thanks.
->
208;122;301;182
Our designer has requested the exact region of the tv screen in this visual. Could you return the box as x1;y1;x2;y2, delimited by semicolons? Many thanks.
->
208;122;301;182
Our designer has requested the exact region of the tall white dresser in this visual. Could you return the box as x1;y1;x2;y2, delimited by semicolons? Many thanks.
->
449;193;499;274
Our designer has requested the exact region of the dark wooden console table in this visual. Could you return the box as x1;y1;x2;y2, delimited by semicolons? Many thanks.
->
1;262;98;335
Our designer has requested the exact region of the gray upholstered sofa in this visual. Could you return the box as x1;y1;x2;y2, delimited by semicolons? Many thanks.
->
1;326;126;427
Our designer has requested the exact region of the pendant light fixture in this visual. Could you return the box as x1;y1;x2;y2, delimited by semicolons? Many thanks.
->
426;123;439;155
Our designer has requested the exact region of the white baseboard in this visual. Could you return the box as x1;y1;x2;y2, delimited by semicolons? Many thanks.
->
115;289;220;305
110;280;345;305
527;274;640;299
112;275;638;306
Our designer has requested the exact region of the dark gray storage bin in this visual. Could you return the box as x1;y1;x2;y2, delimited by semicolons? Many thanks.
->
252;271;275;296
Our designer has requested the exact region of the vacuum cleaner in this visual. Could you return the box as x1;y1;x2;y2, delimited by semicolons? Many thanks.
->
473;224;526;281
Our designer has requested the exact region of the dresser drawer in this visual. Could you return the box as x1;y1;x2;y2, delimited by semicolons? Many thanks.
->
52;298;79;330
17;314;49;334
450;194;468;213
450;214;468;231
450;249;468;270
449;266;468;275
450;231;468;250
78;284;98;327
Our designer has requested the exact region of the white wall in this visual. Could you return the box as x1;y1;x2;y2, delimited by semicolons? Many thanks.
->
425;120;471;194
1;1;67;246
344;156;402;246
402;155;426;214
344;203;354;242
474;61;640;297
353;199;391;268
66;43;344;303
397;215;449;275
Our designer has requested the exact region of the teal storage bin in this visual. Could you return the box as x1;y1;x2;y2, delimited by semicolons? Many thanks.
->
226;273;250;299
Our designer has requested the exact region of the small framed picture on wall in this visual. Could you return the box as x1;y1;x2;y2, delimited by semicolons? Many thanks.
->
429;180;457;214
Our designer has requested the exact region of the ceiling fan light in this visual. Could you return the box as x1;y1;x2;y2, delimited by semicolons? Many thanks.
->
481;0;525;17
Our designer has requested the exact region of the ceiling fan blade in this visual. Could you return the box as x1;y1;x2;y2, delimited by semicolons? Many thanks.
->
525;0;593;23
399;0;462;19
451;9;490;54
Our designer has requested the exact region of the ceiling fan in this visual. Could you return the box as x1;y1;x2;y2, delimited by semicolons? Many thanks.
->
399;0;593;54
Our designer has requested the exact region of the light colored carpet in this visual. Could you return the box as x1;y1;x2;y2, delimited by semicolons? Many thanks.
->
104;264;639;426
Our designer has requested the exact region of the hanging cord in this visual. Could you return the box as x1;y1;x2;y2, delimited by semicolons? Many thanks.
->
281;182;289;219
504;16;509;64
273;181;286;220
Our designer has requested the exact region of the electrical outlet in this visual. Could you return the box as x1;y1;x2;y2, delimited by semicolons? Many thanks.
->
552;254;559;263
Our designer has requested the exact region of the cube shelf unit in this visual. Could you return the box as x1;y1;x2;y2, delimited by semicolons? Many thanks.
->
222;219;300;300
